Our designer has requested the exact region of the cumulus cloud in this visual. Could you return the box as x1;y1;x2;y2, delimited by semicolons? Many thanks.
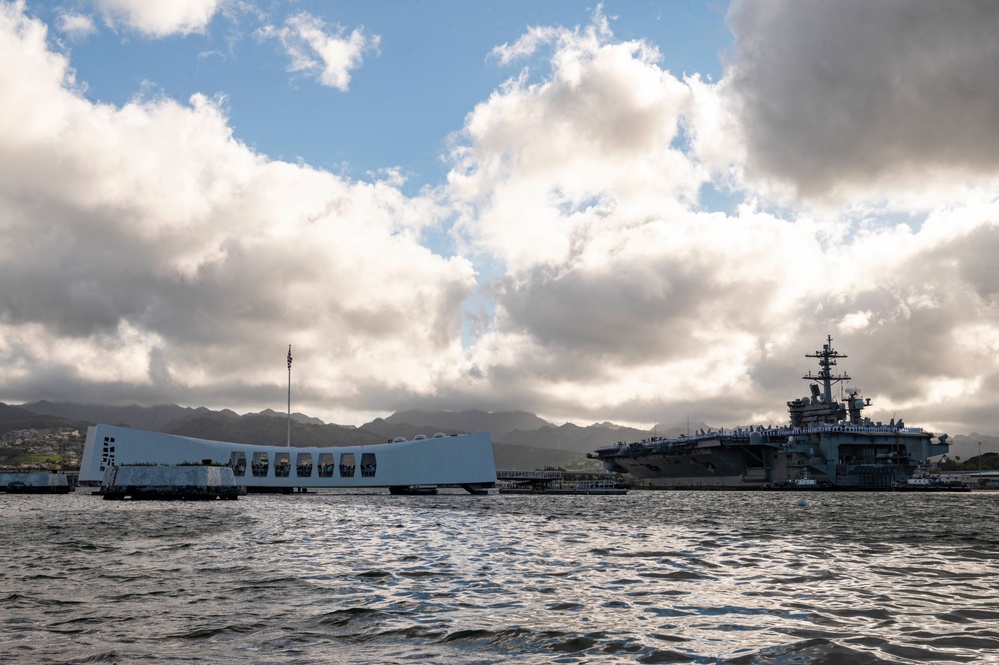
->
489;4;611;66
440;4;999;434
723;0;999;203
451;11;699;271
259;11;379;91
94;0;220;37
443;8;817;423
5;1;999;438
0;3;471;424
56;11;96;39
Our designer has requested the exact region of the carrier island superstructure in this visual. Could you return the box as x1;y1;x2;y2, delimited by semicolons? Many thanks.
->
588;337;950;489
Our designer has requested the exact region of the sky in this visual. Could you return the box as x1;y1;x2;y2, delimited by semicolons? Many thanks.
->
3;0;999;437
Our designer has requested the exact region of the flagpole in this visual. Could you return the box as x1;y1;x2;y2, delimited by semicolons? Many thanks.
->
287;344;292;447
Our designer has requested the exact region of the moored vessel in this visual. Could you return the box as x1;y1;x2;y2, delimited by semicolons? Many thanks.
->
0;471;72;494
101;464;242;500
496;469;628;495
589;337;951;490
891;474;971;492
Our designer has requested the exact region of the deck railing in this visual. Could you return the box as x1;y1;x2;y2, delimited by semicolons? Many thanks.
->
595;424;929;455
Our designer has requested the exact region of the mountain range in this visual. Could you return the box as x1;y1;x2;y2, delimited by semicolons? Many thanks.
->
0;402;83;432
383;409;552;440
11;400;990;470
8;401;688;471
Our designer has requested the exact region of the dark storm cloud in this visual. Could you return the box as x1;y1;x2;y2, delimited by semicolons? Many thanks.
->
726;0;999;198
741;219;999;433
492;225;793;383
0;206;156;337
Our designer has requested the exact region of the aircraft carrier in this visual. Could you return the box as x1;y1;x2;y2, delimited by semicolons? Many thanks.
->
588;337;951;489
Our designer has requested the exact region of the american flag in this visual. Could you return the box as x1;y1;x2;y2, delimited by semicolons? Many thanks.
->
287;345;293;369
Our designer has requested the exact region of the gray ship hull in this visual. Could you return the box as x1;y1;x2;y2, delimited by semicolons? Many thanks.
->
608;441;762;489
594;426;948;490
591;337;952;491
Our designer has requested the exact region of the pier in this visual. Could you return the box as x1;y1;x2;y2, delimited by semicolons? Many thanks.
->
496;469;628;495
0;471;71;494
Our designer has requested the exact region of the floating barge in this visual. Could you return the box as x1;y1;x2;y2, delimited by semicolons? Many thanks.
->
0;471;71;494
101;465;242;500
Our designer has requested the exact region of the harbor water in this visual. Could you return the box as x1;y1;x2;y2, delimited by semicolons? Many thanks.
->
2;490;998;664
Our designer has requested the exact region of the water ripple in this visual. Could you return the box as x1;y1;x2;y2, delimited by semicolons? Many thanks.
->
1;491;998;663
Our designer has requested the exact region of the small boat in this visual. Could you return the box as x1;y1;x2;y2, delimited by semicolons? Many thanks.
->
891;476;971;492
761;470;831;491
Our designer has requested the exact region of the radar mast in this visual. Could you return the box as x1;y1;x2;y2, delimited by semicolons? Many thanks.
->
803;335;851;406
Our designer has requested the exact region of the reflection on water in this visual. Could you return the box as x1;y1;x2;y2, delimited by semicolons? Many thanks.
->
2;490;998;663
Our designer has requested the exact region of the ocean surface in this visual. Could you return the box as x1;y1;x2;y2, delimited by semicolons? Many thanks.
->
2;489;999;664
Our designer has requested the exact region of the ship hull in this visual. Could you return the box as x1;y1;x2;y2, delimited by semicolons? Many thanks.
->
592;427;949;491
590;337;953;490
